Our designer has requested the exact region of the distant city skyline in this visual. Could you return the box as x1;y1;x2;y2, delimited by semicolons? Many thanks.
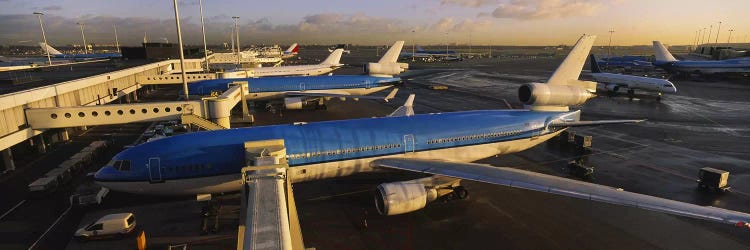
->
0;0;748;46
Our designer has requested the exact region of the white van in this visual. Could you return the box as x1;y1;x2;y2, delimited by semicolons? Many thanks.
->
74;213;136;239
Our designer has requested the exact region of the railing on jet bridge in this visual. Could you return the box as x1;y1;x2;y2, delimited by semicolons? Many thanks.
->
136;73;216;85
238;139;305;250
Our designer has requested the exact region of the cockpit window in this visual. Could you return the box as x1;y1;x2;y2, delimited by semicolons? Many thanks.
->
113;160;131;171
663;84;672;87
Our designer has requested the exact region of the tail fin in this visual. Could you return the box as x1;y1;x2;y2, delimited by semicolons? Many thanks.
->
285;43;298;53
589;54;602;73
38;42;62;55
653;41;678;62
415;45;424;52
546;35;597;90
321;49;344;66
378;41;405;64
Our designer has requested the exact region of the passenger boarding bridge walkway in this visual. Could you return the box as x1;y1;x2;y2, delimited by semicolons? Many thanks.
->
238;139;305;250
23;81;250;130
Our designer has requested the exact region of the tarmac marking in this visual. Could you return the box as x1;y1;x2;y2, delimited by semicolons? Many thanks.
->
28;195;74;250
0;200;25;221
306;189;370;201
428;72;458;80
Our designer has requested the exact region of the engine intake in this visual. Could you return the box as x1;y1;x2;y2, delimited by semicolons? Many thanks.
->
518;82;594;107
374;182;437;216
366;62;406;76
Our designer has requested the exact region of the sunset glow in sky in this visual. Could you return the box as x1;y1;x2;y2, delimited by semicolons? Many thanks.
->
1;0;748;46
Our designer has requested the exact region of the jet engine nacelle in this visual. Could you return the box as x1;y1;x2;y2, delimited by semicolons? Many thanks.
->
374;182;438;216
284;97;303;110
605;84;620;92
366;62;407;76
518;82;594;107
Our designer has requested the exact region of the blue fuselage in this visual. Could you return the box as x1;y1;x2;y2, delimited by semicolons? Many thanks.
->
188;75;401;96
94;110;564;184
654;58;750;74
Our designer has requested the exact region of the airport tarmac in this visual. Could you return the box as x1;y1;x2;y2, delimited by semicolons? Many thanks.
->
2;48;748;249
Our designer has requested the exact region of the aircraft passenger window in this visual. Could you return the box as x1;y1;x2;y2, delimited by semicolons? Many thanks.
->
120;161;131;171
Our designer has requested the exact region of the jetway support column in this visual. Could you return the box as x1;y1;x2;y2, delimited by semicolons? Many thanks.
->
132;89;138;102
59;128;70;142
35;135;46;154
2;148;14;171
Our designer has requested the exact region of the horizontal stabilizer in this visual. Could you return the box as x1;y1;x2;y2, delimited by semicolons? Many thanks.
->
371;158;750;228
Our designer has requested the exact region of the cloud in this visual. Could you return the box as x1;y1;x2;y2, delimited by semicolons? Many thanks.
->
431;17;493;33
491;0;602;20
42;5;63;11
441;0;498;8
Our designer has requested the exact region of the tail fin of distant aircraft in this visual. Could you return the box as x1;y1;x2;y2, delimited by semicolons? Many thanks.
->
589;54;602;73
653;41;678;62
321;49;344;66
518;35;597;111
415;45;425;52
285;43;299;54
378;41;405;64
38;42;62;55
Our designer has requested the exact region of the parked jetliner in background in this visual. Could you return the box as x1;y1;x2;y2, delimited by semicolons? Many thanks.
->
653;41;750;75
187;41;408;110
228;48;344;77
95;35;750;228
400;45;459;62
590;55;676;100
594;54;653;71
39;42;122;59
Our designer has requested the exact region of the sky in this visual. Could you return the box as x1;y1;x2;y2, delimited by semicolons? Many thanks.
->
0;0;748;47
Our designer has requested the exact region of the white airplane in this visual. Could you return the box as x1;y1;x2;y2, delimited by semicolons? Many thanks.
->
281;43;299;59
228;48;344;78
96;35;750;229
590;54;677;101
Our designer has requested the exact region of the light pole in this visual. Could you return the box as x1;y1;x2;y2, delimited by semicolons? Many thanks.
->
232;16;240;66
468;30;472;55
701;27;707;45
445;32;449;60
113;25;120;53
199;0;209;72
411;30;415;62
77;22;88;54
715;21;722;44
33;12;52;65
727;29;734;43
693;30;698;50
707;25;713;44
607;29;615;57
172;0;189;101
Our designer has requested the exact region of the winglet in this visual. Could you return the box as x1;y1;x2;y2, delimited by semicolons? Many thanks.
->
653;41;678;62
388;94;415;117
321;49;344;66
378;41;405;64
384;88;399;102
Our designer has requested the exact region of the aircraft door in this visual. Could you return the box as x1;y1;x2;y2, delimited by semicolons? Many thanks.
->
403;134;415;154
299;82;305;91
364;80;372;89
148;158;163;183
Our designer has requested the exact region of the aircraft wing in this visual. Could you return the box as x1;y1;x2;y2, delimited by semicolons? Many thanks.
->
370;158;750;228
286;88;398;102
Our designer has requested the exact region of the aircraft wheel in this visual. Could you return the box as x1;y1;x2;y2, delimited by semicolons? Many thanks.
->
453;186;469;200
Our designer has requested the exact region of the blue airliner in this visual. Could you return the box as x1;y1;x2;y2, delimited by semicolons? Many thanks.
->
187;41;408;109
95;35;750;227
653;41;750;75
594;55;653;70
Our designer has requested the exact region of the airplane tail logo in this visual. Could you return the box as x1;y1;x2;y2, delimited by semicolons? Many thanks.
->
285;43;299;54
378;41;405;64
652;41;678;62
589;54;602;73
38;42;62;55
321;49;344;66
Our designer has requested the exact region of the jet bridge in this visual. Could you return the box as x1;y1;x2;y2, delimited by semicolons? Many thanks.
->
238;139;305;250
24;81;250;129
